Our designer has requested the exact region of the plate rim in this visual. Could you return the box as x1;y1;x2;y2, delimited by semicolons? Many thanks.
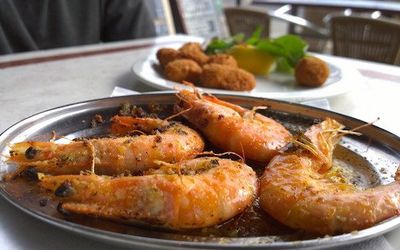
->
1;92;400;249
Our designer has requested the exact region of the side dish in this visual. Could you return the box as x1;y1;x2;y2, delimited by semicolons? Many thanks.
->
157;43;256;91
156;33;330;91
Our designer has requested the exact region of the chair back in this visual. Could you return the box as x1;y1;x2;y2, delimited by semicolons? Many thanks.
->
330;15;400;65
224;7;270;38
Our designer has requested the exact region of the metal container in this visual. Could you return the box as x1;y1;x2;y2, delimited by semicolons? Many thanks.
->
1;92;399;249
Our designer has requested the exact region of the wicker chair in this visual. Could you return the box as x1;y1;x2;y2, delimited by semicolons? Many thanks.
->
224;7;270;38
329;15;400;65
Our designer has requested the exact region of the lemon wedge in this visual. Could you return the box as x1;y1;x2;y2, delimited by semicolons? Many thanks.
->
228;45;276;75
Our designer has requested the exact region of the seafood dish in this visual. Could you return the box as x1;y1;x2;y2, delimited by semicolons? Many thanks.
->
1;90;400;248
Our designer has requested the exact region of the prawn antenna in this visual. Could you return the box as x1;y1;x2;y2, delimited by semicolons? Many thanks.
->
166;104;192;121
83;140;96;174
181;81;196;88
170;89;195;120
322;118;378;147
152;160;185;184
243;106;268;120
292;137;330;166
127;130;146;136
50;130;57;141
351;117;380;133
350;117;379;153
196;151;244;162
49;130;76;143
2;166;26;181
181;82;203;100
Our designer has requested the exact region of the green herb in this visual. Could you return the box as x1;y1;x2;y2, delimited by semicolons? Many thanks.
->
275;57;293;74
258;35;308;67
205;33;244;54
245;26;263;46
205;28;308;72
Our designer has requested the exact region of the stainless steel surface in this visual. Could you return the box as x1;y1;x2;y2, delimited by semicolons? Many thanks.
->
0;92;399;249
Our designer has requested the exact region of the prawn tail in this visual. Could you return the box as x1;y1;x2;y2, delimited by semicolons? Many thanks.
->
395;166;400;181
3;164;32;181
60;203;106;217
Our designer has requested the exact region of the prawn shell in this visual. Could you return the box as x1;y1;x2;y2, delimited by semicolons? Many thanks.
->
40;157;258;230
176;90;292;162
260;119;400;235
7;118;205;176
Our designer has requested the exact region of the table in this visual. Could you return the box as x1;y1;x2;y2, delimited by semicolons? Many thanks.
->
252;0;400;14
1;35;400;250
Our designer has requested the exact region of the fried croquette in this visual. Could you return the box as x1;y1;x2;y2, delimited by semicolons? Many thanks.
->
295;56;330;87
180;42;203;52
156;48;182;68
164;59;202;83
199;64;256;91
207;54;238;67
179;42;209;66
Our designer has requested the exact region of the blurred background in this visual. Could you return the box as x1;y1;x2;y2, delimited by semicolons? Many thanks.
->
1;0;399;65
148;0;400;65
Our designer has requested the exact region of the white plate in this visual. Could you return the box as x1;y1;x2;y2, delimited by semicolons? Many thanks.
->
132;44;362;102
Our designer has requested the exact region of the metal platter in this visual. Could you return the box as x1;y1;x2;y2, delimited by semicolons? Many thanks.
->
1;92;400;249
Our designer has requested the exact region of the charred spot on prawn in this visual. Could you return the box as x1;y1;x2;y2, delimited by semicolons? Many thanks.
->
90;114;104;128
55;181;74;197
175;128;189;135
22;167;39;180
151;124;172;134
210;159;219;167
154;135;162;143
25;146;38;159
56;202;71;216
39;198;48;207
123;139;133;144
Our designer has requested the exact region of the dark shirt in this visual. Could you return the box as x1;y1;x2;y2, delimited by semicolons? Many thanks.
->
0;0;156;54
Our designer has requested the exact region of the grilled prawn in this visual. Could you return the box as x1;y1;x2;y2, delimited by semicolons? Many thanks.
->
40;157;258;230
175;89;292;162
7;117;204;176
260;118;400;235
